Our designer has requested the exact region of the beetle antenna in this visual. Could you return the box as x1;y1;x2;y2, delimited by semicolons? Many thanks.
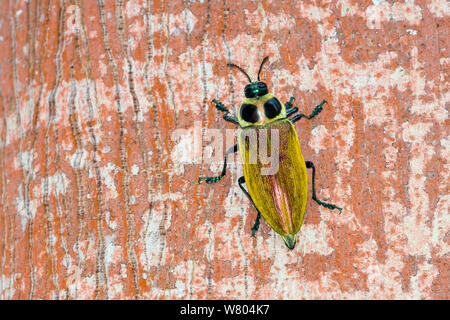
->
257;56;269;81
227;63;252;83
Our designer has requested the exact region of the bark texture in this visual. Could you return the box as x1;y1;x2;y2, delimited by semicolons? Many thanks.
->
0;0;449;299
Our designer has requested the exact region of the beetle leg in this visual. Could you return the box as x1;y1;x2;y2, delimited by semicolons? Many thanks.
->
197;144;238;184
290;99;327;123
286;107;298;118
285;97;295;109
238;176;262;237
212;99;239;125
305;161;343;212
223;115;239;125
284;97;299;118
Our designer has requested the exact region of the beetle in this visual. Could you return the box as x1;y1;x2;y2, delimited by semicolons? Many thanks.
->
197;56;342;249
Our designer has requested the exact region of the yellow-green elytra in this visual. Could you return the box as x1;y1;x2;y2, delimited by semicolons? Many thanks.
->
198;56;342;249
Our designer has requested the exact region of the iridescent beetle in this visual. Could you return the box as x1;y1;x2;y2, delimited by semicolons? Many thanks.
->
198;57;342;249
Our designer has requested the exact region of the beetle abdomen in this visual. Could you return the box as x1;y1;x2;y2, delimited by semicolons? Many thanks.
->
239;119;308;246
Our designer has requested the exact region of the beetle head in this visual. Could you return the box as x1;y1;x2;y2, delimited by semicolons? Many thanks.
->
244;82;268;98
227;57;287;128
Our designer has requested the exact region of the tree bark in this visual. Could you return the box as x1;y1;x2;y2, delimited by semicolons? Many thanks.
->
0;0;448;299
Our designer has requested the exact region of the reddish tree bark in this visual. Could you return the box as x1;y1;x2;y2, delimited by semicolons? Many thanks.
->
0;0;448;299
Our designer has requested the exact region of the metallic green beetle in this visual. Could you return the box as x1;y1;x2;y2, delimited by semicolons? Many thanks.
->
198;57;342;249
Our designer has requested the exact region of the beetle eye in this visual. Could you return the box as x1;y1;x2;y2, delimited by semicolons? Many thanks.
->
240;104;259;123
257;82;267;89
256;82;268;96
264;98;282;119
244;85;256;98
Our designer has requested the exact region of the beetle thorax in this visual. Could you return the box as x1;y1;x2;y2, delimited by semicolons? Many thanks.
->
237;93;287;128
